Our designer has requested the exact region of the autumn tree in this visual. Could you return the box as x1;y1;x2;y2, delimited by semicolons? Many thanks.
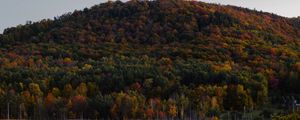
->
223;84;253;111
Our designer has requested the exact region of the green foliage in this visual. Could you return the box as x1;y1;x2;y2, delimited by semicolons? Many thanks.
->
0;0;298;119
273;111;300;120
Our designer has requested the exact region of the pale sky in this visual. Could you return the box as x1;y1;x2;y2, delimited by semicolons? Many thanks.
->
200;0;300;18
0;0;299;33
0;0;105;33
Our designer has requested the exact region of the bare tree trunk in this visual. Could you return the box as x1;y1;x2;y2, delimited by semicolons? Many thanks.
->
19;104;21;119
180;104;184;120
227;111;230;120
7;102;9;120
189;105;192;120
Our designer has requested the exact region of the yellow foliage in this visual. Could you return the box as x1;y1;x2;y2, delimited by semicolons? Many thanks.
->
83;64;92;70
237;84;245;94
76;83;88;96
63;57;73;63
295;62;300;71
52;87;61;97
168;104;177;118
211;116;219;120
211;96;219;109
212;61;233;72
29;83;43;97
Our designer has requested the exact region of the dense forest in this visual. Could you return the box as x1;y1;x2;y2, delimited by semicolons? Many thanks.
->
0;0;299;119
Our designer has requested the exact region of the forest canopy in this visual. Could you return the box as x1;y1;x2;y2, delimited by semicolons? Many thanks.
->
0;0;299;119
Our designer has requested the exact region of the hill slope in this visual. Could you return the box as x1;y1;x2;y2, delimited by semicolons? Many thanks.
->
0;0;299;119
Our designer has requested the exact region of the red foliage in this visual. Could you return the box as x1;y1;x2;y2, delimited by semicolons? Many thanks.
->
145;108;154;118
130;82;142;91
270;48;277;56
71;95;87;112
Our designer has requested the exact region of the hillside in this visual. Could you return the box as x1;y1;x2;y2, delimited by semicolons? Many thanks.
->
0;0;299;119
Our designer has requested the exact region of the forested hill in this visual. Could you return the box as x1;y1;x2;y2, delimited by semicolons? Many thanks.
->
1;0;300;44
0;0;299;119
